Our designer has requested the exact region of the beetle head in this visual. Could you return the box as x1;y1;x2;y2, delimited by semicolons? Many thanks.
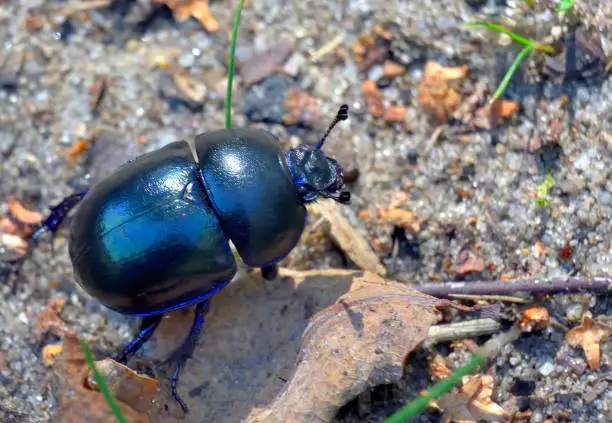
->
286;105;351;204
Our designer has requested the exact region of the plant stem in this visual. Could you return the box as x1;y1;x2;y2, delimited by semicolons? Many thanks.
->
416;275;612;298
225;0;245;129
491;44;533;101
383;353;487;423
79;337;128;423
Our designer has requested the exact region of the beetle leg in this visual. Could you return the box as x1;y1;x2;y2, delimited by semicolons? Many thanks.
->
31;190;88;242
168;300;210;413
260;264;278;280
113;315;163;364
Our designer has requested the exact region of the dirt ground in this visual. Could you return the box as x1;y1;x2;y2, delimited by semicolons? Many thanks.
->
1;0;611;422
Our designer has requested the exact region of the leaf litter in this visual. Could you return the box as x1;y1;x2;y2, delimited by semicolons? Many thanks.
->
136;268;440;422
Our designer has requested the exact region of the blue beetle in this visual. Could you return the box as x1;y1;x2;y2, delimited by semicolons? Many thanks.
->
23;105;350;411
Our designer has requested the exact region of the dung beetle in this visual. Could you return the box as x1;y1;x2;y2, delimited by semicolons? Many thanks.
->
23;105;351;411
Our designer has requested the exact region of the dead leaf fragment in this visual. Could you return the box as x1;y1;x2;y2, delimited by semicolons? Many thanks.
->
473;99;519;130
438;374;507;422
170;69;208;102
454;256;486;275
52;330;154;423
566;314;612;369
283;89;323;127
360;206;423;233
248;272;440;422
383;61;406;78
0;233;28;257
431;354;452;380
309;200;386;276
384;105;406;122
42;343;64;366
362;79;385;118
519;307;550;332
34;298;68;338
239;41;295;86
86;359;160;413
64;139;90;164
417;61;468;122
155;0;219;32
8;196;43;225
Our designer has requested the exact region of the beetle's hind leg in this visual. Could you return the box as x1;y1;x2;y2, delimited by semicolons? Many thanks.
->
113;315;163;364
260;264;278;280
167;300;210;413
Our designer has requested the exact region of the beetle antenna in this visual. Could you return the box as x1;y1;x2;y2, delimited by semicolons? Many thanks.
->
315;104;349;150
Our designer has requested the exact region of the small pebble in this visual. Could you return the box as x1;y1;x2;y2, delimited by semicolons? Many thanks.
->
539;362;555;376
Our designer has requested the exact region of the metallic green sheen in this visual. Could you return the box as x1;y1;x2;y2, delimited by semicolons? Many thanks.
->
68;140;236;316
194;129;307;267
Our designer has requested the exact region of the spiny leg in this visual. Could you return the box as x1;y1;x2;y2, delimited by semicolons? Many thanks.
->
113;315;163;364
260;263;278;281
3;190;88;291
169;300;210;413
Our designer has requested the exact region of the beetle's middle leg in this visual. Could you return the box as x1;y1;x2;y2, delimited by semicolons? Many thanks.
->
260;264;278;280
168;299;210;413
113;315;163;363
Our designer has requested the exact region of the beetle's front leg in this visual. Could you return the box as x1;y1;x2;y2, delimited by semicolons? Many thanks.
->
260;264;278;280
113;315;163;364
30;190;88;242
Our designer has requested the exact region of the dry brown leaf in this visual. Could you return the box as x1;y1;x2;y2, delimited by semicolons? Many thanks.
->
360;207;424;233
454;256;486;275
384;105;407;122
438;374;507;422
8;196;43;225
283;89;323;127
170;69;208;102
383;61;406;78
155;0;219;32
239;41;295;86
0;233;28;257
417;61;468;123
34;298;68;338
519;307;550;332
473;99;520;130
566;314;612;369
362;79;385;118
52;330;154;423
42;343;64;366
86;359;160;413
145;268;439;422
309;199;386;276
64;139;90;164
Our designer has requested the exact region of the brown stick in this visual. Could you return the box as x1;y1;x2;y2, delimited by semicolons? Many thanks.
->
416;276;612;298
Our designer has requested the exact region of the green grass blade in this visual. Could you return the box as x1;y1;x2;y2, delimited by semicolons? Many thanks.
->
383;353;487;423
556;0;575;11
492;44;534;101
226;0;245;129
79;337;129;423
466;21;535;47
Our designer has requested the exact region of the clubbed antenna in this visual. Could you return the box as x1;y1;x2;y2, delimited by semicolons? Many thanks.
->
226;0;245;129
316;104;349;150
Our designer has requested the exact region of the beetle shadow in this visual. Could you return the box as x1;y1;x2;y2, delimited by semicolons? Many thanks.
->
143;268;363;422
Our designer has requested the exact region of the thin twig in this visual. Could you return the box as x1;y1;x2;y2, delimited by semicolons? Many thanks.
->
417;276;612;298
426;318;501;343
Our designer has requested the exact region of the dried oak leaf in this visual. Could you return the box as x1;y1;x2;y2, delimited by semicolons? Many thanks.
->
437;374;507;422
566;314;612;369
145;268;440;423
417;61;468;123
51;330;155;423
154;0;219;32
